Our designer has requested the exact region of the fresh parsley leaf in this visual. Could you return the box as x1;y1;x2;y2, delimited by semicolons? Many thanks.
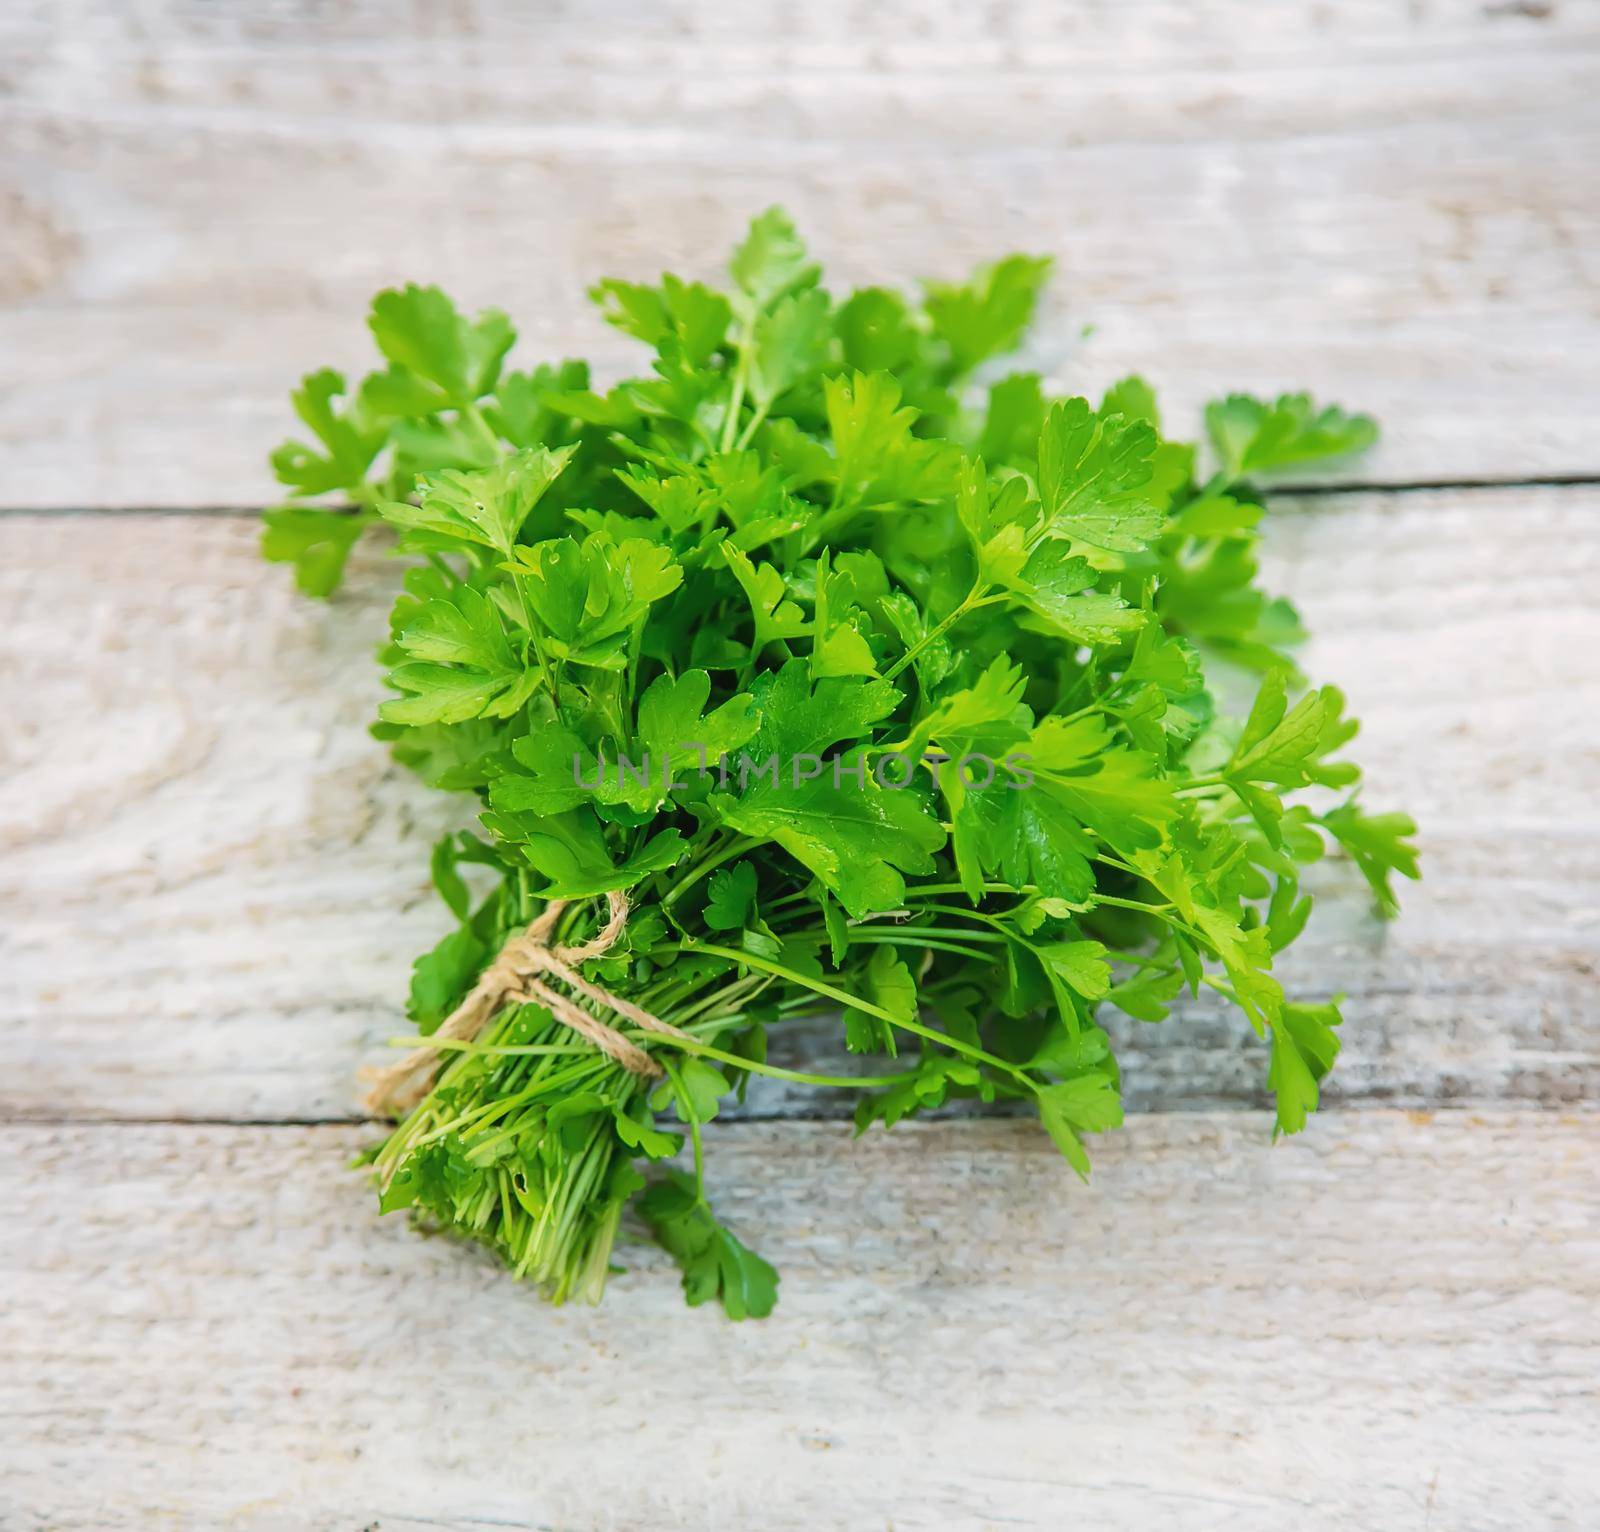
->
639;1172;779;1320
704;862;759;932
1206;392;1379;481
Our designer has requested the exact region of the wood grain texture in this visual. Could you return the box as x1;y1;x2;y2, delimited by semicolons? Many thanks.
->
2;0;1598;504
1;1111;1596;1530
4;486;1597;1123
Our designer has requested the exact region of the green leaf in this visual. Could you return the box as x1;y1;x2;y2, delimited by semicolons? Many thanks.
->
592;274;732;367
955;783;1097;905
810;549;879;679
1206;392;1378;481
394;586;517;671
612;1105;682;1160
1321;803;1421;917
1028;714;1176;854
1155;537;1307;674
917;655;1030;751
270;369;386;496
380;585;537;725
844;943;915;1054
750;289;831;409
428;834;475;921
1100;375;1161;427
1227;672;1359;790
638;668;759;770
508;532;683;666
260;507;367;597
489;806;688;898
729;206;819;315
408;925;488;1032
490;359;589;447
656;1058;731;1124
713;766;946;920
1038;939;1111;1000
704;862;759;931
1104;965;1185;1024
1037;1073;1124;1178
380;446;575;558
493;672;755;816
490;725;594;817
1006;543;1144;646
824;372;963;508
924;253;1053;375
979;372;1047;464
1035;397;1163;554
722;544;810;645
741;659;902;763
707;669;942;915
639;1172;779;1320
1268;998;1343;1134
381;660;539;727
368;283;515;407
836;287;919;374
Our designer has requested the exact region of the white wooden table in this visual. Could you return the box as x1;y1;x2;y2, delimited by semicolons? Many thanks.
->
3;5;1598;1528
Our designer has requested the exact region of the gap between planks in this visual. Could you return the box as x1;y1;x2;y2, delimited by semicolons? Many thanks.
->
6;472;1600;521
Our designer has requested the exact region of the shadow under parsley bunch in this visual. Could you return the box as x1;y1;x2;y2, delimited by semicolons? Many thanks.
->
265;208;1419;1317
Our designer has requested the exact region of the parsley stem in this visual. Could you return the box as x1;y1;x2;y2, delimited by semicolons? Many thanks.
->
413;1033;917;1092
903;880;1025;899
1092;852;1148;880
1052;655;1101;712
1200;974;1246;1007
660;1059;706;1204
845;931;996;962
646;1033;920;1091
718;316;755;453
882;582;1004;683
661;834;759;908
677;941;1039;1090
508;572;560;708
1103;951;1176;971
850;923;1008;944
1090;893;1175;916
733;401;770;452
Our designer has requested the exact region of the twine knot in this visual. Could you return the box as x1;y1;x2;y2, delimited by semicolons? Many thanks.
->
361;891;685;1117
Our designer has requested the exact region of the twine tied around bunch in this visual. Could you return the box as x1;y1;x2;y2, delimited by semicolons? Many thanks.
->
361;891;687;1118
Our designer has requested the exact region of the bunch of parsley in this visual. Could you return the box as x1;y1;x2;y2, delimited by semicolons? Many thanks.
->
265;209;1418;1317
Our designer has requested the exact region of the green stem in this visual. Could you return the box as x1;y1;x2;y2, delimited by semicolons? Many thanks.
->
661;834;759;908
1092;852;1149;881
1091;894;1177;917
660;1059;707;1204
905;880;1024;898
458;401;498;448
678;941;1039;1091
718;316;755;453
847;932;995;962
508;572;560;709
882;582;1004;683
654;1034;919;1091
733;401;771;452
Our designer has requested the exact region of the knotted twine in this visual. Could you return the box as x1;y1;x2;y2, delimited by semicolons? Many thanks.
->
361;891;688;1117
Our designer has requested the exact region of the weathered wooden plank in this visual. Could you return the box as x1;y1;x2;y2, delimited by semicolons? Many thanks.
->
3;486;1596;1123
1;1112;1595;1530
1;1;1596;503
